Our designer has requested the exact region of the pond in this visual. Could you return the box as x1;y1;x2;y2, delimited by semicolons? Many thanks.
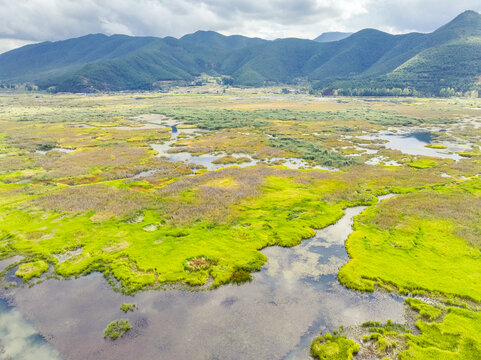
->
359;131;469;160
1;202;405;360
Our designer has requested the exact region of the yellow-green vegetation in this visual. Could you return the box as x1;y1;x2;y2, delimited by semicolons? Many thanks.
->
15;260;49;281
459;146;481;158
337;177;481;359
350;300;481;359
401;304;481;359
311;331;359;360
424;144;446;149
459;151;481;158
406;159;437;169
404;298;442;321
103;319;131;340
212;155;251;165
0;170;376;292
0;92;480;297
339;178;481;300
362;320;410;358
3;91;481;355
120;303;136;313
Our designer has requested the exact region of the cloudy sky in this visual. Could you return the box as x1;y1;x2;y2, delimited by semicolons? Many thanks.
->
1;0;480;53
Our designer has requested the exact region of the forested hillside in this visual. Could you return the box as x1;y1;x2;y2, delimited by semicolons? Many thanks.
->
1;10;480;95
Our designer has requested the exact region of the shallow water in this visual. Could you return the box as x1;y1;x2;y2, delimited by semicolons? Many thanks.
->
264;157;339;171
152;128;339;172
151;143;258;171
359;131;467;160
0;255;23;273
35;148;76;155
365;156;401;166
152;142;338;172
0;298;62;360
1;206;405;360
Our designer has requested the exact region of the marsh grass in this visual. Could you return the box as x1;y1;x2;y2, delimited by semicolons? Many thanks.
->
212;155;251;165
103;319;131;340
15;260;49;281
185;257;212;271
269;136;355;167
310;331;359;360
36;184;154;220
1;92;480;294
339;178;481;301
347;300;481;359
407;159;437;169
120;303;136;313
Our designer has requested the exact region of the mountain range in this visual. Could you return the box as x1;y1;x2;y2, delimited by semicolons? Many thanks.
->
1;10;480;95
313;32;353;43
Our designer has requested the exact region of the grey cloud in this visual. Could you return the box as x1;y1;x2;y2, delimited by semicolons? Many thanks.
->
0;0;480;54
355;0;481;33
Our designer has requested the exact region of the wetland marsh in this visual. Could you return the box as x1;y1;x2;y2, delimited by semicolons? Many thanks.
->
1;90;481;359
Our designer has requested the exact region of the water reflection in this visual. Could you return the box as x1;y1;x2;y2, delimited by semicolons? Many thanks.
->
151;128;339;172
359;131;468;160
0;299;62;360
1;206;404;360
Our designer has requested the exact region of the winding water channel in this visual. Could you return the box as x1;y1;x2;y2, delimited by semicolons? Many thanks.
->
0;201;405;360
0;121;412;359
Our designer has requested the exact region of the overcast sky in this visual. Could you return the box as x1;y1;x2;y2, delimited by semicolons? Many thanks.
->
1;0;480;53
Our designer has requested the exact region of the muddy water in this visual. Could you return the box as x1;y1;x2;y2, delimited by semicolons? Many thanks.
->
1;206;405;360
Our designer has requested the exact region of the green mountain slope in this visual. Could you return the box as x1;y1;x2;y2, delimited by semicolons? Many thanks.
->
0;34;162;82
0;10;480;94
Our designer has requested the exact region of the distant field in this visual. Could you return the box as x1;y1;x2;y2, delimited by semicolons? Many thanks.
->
1;90;481;358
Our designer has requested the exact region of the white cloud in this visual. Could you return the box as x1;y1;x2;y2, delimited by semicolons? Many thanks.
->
0;38;37;54
0;303;61;360
100;18;134;36
0;0;480;54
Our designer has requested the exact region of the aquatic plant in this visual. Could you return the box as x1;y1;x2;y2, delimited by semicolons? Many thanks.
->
424;144;446;149
406;159;437;169
310;332;359;360
15;260;49;281
269;136;355;167
120;303;136;313
404;298;442;321
103;319;131;340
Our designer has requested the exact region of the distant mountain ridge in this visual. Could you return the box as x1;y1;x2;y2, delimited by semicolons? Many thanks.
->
313;32;353;42
1;10;481;95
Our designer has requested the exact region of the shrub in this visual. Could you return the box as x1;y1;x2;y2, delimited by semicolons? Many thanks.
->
104;319;131;340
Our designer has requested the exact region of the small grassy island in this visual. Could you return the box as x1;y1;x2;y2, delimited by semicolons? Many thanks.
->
311;331;359;360
120;303;136;313
104;319;131;340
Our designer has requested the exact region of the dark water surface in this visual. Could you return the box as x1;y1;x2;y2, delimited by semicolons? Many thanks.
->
1;206;405;360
